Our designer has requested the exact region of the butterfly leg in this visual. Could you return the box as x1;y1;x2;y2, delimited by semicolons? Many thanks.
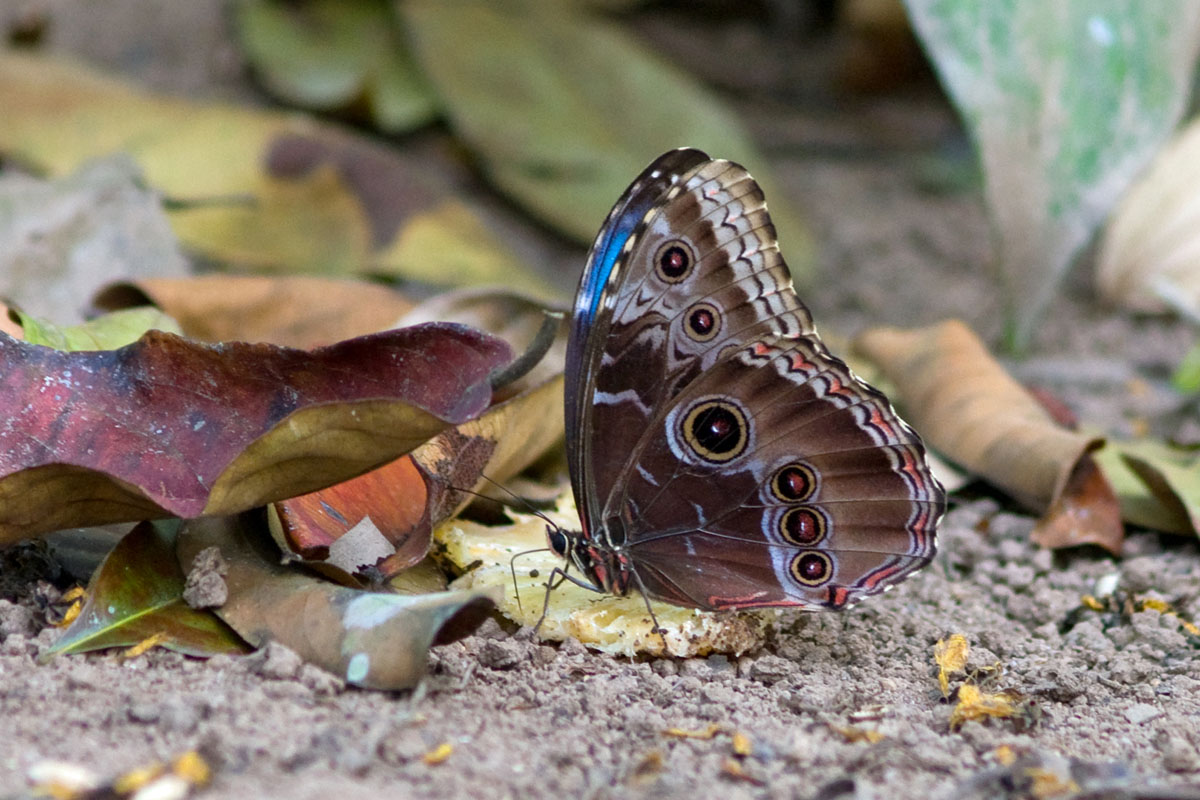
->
532;566;604;637
626;567;670;655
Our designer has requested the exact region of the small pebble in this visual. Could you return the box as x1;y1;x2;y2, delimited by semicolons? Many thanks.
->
477;638;524;670
254;641;303;680
1124;703;1161;725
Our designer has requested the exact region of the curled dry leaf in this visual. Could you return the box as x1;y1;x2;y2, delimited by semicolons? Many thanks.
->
43;520;247;660
178;515;496;690
854;320;1124;552
437;494;767;658
0;324;510;543
272;289;567;580
949;685;1021;731
1097;115;1200;317
93;275;415;348
271;376;565;582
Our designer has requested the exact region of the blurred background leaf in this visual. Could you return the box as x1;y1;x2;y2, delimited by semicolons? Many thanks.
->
398;0;813;279
236;0;438;133
0;51;545;292
904;0;1200;351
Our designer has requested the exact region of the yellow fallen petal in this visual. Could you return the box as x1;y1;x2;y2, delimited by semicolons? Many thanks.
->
1080;595;1105;611
731;731;753;757
421;742;453;766
934;633;969;697
993;744;1018;766
54;586;87;628
123;632;168;659
949;684;1019;730
1026;767;1079;799
112;762;165;794
171;751;211;786
831;724;885;744
662;723;721;740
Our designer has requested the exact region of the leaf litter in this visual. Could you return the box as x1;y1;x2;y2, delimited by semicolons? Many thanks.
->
3;5;1200;797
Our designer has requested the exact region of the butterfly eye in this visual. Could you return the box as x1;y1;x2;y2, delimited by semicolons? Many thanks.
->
779;506;827;546
772;463;817;502
679;398;750;463
654;240;695;283
684;302;721;342
790;551;833;586
547;527;569;556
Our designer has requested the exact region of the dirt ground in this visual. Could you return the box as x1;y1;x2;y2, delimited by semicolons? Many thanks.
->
2;4;1200;799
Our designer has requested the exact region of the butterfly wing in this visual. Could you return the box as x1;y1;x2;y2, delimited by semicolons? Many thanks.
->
568;149;943;610
565;148;711;533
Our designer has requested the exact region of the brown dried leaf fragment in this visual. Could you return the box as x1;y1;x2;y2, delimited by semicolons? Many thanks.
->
855;320;1123;553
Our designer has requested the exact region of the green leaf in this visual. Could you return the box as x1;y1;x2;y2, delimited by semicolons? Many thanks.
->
235;0;438;133
1093;437;1200;536
903;0;1200;350
179;515;496;690
398;0;812;281
43;520;248;660
1173;340;1200;393
14;307;183;351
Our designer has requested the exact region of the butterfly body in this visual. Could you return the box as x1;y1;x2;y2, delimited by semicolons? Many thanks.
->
555;149;943;612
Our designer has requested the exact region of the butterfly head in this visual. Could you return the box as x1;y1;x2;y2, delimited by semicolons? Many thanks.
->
545;524;632;597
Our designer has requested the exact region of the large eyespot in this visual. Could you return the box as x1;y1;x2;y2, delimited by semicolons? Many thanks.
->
655;240;695;283
771;462;817;503
779;506;827;546
790;551;833;586
678;398;750;463
684;302;721;342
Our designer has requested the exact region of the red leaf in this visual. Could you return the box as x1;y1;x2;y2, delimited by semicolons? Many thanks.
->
0;324;511;542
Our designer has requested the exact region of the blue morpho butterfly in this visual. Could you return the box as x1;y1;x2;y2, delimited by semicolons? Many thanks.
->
543;148;943;615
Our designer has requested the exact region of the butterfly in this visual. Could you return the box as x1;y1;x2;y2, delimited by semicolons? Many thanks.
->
548;148;944;613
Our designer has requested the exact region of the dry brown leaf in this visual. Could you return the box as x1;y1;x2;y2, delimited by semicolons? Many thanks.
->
178;515;496;690
93;276;415;348
855;320;1124;552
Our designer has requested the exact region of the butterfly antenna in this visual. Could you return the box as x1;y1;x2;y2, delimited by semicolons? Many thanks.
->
445;474;566;618
473;472;559;525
